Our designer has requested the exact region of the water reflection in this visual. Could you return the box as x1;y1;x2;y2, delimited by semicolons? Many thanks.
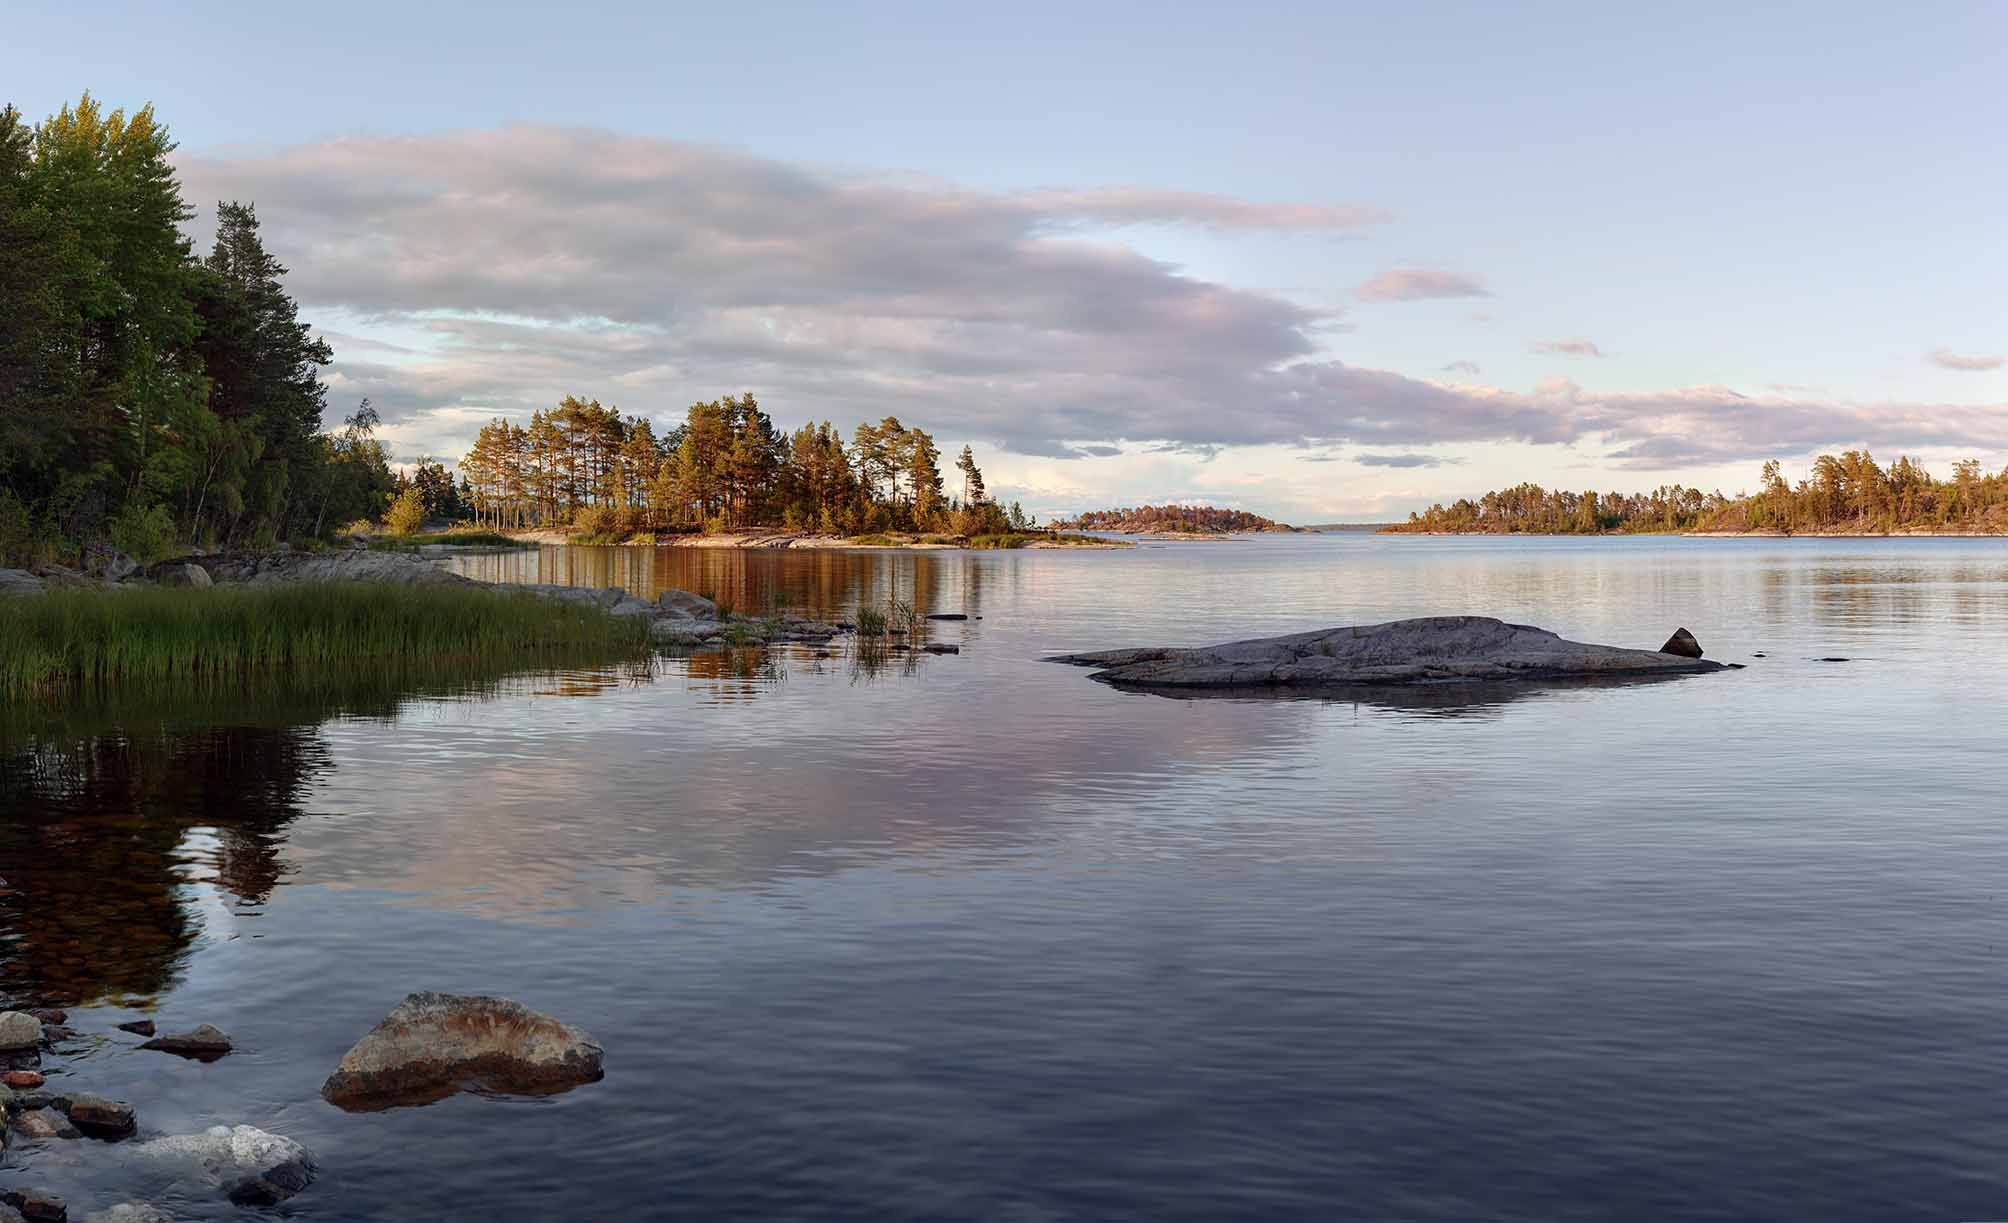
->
0;658;654;1007
446;544;981;621
1092;670;1728;717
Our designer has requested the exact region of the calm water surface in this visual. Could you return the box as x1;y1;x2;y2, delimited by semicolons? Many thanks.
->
5;535;2008;1220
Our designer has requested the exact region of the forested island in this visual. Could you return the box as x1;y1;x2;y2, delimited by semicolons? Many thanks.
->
454;399;1041;544
1051;505;1295;535
1385;454;2008;536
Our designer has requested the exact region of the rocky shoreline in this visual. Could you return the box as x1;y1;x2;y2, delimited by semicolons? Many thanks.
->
0;546;851;648
1;995;600;1218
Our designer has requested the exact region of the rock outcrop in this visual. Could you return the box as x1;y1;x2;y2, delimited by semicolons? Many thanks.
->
0;569;48;597
1047;616;1729;688
1659;627;1704;658
320;992;604;1111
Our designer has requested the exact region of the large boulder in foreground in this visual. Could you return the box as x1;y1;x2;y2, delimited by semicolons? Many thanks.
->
320;993;604;1111
1047;616;1729;688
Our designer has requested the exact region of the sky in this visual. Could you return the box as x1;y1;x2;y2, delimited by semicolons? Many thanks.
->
7;0;2003;521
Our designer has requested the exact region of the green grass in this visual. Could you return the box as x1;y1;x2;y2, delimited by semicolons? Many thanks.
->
1;583;650;695
966;533;1030;549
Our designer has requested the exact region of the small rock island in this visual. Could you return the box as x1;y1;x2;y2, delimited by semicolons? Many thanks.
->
1047;615;1728;688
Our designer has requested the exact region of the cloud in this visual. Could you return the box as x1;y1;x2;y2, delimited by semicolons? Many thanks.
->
1441;360;1481;375
1354;268;1489;302
1354;452;1458;468
1929;348;2004;372
174;125;2007;474
1531;339;1604;357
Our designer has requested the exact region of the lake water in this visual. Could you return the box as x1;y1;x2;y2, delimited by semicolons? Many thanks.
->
6;535;2008;1220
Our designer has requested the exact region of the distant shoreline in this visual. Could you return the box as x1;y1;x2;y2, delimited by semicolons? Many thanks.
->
497;528;1132;550
1382;528;2008;539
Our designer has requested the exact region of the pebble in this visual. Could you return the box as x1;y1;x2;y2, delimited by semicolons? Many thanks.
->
1;1070;42;1088
115;1021;155;1038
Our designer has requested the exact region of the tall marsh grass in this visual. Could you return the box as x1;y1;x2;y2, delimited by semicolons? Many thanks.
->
1;583;650;695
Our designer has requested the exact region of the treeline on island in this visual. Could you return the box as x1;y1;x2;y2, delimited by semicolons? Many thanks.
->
1;96;398;567
455;397;1033;541
1386;454;2008;535
0;94;1044;568
1052;505;1293;534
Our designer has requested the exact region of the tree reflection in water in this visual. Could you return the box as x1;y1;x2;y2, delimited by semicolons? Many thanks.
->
0;656;654;1008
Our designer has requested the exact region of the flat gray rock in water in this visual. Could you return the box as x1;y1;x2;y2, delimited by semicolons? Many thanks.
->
1047;615;1728;688
321;992;604;1111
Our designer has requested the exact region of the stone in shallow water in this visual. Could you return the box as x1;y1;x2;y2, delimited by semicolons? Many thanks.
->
656;589;719;619
82;1206;171;1223
320;992;603;1111
1047;616;1729;689
11;1108;78;1140
0;1188;67;1222
135;1124;314;1206
2;1069;42;1088
0;1012;42;1051
115;1021;155;1038
139;1024;232;1059
63;1092;136;1139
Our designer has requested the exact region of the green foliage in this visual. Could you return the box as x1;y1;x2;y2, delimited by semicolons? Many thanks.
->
384;487;426;537
106;499;177;562
0;490;41;566
2;95;378;555
0;582;650;695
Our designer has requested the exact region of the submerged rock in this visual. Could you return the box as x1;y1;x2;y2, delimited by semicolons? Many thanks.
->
135;1124;313;1207
0;1013;41;1051
1659;627;1704;658
139;1024;232;1060
320;992;604;1111
115;1021;155;1038
11;1108;79;1140
82;1206;171;1223
1047;616;1729;689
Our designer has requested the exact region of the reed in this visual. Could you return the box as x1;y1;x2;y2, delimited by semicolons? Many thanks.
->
0;583;650;695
